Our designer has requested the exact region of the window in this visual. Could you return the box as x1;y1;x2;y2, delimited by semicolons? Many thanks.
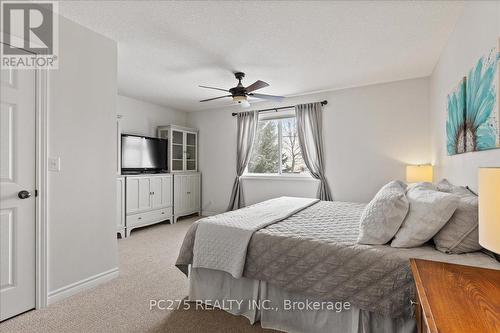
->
247;116;308;175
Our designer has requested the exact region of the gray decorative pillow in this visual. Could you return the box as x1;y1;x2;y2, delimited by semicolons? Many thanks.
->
436;179;472;196
357;180;409;245
436;178;454;192
434;179;481;254
391;183;459;248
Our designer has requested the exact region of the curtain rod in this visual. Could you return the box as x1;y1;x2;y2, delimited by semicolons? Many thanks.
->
231;100;328;116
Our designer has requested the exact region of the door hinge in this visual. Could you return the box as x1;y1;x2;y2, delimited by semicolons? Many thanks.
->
35;189;38;197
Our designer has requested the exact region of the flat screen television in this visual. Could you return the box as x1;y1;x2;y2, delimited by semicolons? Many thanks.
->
121;134;168;173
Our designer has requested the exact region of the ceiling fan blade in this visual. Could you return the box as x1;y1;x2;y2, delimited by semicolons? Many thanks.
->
249;93;285;102
200;95;232;102
199;85;229;92
245;80;269;93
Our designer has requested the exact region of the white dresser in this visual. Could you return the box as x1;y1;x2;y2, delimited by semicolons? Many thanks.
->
157;125;201;223
114;125;201;237
125;174;173;236
173;173;201;223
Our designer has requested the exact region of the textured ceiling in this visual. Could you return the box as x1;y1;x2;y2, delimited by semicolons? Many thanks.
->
58;1;463;112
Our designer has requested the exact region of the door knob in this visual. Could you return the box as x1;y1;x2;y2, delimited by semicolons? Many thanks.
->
18;190;32;199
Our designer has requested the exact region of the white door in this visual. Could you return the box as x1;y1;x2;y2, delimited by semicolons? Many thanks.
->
188;175;195;212
160;176;172;207
174;174;199;216
151;176;172;209
150;177;163;208
185;132;197;171
171;130;184;172
187;174;200;213
138;178;151;211
0;68;36;321
174;175;187;215
193;174;200;212
126;177;152;214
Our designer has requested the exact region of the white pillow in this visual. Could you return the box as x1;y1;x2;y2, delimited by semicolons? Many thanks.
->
357;180;409;245
391;183;459;248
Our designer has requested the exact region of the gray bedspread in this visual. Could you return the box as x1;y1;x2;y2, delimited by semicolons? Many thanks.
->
176;200;500;318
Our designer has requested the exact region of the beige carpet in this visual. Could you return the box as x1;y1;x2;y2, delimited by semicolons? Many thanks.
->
0;216;276;333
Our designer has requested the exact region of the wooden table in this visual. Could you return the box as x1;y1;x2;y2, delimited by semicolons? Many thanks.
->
410;258;500;333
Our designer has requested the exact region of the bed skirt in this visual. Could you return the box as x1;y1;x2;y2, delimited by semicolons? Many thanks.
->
188;267;416;333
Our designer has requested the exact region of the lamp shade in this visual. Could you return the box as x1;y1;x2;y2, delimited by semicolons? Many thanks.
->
479;168;500;254
406;165;433;183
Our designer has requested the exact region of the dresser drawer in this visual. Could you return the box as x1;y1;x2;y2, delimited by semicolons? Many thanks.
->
126;207;172;227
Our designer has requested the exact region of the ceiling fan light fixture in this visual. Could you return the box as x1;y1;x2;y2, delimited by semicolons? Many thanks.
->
233;95;247;103
199;72;284;105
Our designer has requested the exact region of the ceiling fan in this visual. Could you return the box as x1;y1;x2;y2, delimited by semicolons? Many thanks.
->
199;72;284;107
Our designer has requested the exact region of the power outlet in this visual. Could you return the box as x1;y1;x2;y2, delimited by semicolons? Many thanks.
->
48;157;61;172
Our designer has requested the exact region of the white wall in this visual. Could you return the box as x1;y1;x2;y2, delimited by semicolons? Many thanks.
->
241;177;320;207
47;16;118;299
429;1;500;191
188;77;430;214
118;95;187;137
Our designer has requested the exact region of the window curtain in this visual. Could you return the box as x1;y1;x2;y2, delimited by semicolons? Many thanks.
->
295;102;332;201
227;110;259;211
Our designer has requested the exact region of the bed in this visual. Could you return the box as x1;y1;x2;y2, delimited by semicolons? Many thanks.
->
176;198;500;333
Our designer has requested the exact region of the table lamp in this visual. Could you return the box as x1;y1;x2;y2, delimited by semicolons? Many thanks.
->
406;165;433;183
478;167;500;254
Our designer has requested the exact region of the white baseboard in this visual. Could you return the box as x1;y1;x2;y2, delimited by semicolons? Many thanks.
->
47;267;119;305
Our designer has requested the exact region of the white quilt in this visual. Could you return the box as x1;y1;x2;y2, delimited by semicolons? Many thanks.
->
192;196;319;278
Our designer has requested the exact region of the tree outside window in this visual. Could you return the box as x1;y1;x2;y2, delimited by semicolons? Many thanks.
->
247;117;308;175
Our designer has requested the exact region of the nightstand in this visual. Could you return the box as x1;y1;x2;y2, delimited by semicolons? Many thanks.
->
410;258;500;333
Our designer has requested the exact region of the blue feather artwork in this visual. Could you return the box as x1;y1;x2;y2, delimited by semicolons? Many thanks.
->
465;43;499;152
446;40;500;155
446;77;466;155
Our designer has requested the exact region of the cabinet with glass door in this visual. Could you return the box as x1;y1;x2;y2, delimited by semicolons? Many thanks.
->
157;125;198;173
